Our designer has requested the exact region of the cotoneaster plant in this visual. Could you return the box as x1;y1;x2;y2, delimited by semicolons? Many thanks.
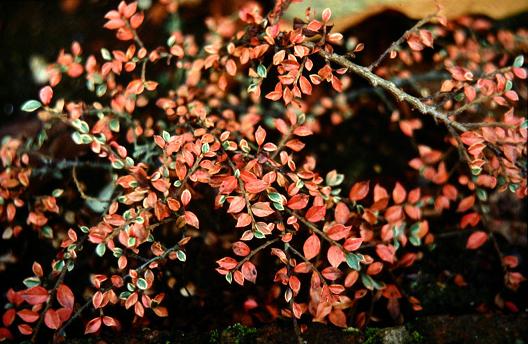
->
0;0;526;342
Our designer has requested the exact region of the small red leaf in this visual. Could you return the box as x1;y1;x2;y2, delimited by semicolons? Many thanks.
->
126;79;144;95
104;18;125;30
460;212;480;228
181;189;192;207
407;33;424;51
84;317;102;334
349;181;369;201
273;50;285;65
18;323;33;335
57;284;74;309
326;224;349;241
392;182;407;204
3;308;16;326
464;85;476;102
334;202;350;224
303;234;321;260
344;271;359;287
328;309;347;327
22;286;48;305
153;307;168;317
226;59;237;76
456;196;475;213
39;86;53;105
219;176;238;194
419;29;434;47
376;244;396;264
16;309;39;323
227;196;246;214
255;126;266;146
241;261;257;283
232;241;250;257
288;275;301;294
504;90;519;101
327;246;345;268
293;125;312;137
44;309;61;330
56;307;73;322
466;231;488;249
102;316;119;327
322;8;332;22
299;76;312;95
343;237;363;251
305;205;326;222
287;194;309;210
245;180;268;194
236;213;252;228
216;257;238;270
321;267;342;281
251;202;274;217
307;20;323;32
513;67;527;79
130;12;144;29
184;211;199;228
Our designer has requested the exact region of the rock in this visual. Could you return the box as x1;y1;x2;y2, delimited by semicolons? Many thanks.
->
377;326;411;344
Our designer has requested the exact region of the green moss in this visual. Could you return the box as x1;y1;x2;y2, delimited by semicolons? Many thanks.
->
363;327;381;344
343;326;361;334
209;329;220;343
407;330;424;344
209;323;257;344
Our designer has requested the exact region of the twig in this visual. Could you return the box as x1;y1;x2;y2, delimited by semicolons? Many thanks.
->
270;127;292;160
135;241;181;274
140;59;147;82
448;94;490;117
222;147;257;231
174;154;203;199
287;244;328;290
308;43;468;132
234;238;280;271
475;200;507;274
460;122;516;129
368;14;436;71
72;164;110;203
284;243;304;344
286;208;351;256
57;298;91;337
29;154;112;177
31;266;68;342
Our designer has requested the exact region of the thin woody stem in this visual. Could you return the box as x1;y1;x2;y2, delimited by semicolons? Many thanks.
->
314;43;468;132
368;14;436;71
448;94;490;116
72;164;110;203
308;42;468;132
285;208;355;258
222;147;258;231
234;238;280;271
287;244;328;290
31;266;68;342
284;243;304;344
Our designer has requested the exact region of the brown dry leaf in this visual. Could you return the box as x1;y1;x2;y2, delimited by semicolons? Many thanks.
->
284;0;528;32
